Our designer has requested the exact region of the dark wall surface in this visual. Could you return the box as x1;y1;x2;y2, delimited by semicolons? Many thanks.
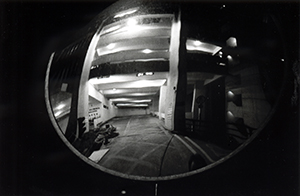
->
1;1;299;195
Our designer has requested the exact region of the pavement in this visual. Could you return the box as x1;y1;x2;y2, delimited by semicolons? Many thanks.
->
90;115;232;177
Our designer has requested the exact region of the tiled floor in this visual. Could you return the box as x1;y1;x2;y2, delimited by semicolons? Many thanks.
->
90;115;232;177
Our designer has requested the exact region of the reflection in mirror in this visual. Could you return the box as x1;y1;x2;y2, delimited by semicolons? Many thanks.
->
46;1;286;180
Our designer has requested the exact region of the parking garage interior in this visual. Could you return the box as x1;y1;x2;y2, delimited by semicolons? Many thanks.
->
47;2;284;178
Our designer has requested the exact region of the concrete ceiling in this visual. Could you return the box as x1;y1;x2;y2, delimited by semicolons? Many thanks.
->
89;72;168;107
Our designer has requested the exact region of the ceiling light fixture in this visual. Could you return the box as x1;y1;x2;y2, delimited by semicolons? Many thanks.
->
114;8;138;18
137;72;154;77
127;18;138;26
142;49;153;54
226;37;237;47
56;103;65;110
106;43;116;49
116;103;148;107
186;39;222;55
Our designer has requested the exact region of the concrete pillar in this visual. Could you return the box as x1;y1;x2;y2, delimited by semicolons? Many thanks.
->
164;11;181;130
77;33;101;133
159;85;167;119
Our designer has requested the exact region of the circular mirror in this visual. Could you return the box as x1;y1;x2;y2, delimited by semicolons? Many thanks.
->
45;0;287;180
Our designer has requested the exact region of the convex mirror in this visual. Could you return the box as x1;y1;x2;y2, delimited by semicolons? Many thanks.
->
45;0;287;180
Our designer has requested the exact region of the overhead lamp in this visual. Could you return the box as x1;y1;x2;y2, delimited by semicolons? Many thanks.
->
106;43;116;49
137;72;154;77
116;103;148;107
186;39;222;55
111;99;152;103
54;110;63;117
110;98;131;102
218;51;223;58
102;25;121;35
226;37;237;47
130;99;152;103
124;92;157;96
227;111;234;117
114;8;138;18
137;73;144;77
194;40;202;46
227;55;233;61
145;72;154;76
142;49;153;54
56;103;65;110
127;18;138;26
228;91;235;99
127;79;166;88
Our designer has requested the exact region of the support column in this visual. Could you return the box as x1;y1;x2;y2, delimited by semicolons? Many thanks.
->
78;33;101;134
164;10;182;131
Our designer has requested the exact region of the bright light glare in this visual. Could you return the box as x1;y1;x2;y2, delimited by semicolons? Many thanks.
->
227;111;234;117
127;18;138;26
128;79;166;88
142;49;153;54
124;92;156;96
54;110;63;117
116;103;148;107
111;99;152;103
226;37;237;47
186;39;221;55
145;72;154;76
107;43;116;49
194;40;202;46
103;25;121;34
228;91;235;98
56;103;65;110
114;8;138;18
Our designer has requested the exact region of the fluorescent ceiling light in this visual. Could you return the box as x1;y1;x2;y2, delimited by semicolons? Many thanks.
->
194;40;202;46
186;39;221;55
110;98;152;103
122;92;157;96
56;103;65;110
89;73;168;85
123;58;168;63
106;43;116;49
116;103;148;107
228;91;235;98
54;110;63;117
93;79;166;90
142;49;153;54
114;8;138;18
102;25;121;35
227;55;233;61
127;18;138;26
145;72;154;76
125;79;166;88
226;37;237;47
137;72;154;77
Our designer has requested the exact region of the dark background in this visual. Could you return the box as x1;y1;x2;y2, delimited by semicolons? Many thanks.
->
1;0;299;195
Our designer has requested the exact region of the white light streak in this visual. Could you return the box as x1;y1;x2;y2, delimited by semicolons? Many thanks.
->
56;103;65;110
114;8;138;18
186;39;222;55
106;43;116;49
142;49;153;54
